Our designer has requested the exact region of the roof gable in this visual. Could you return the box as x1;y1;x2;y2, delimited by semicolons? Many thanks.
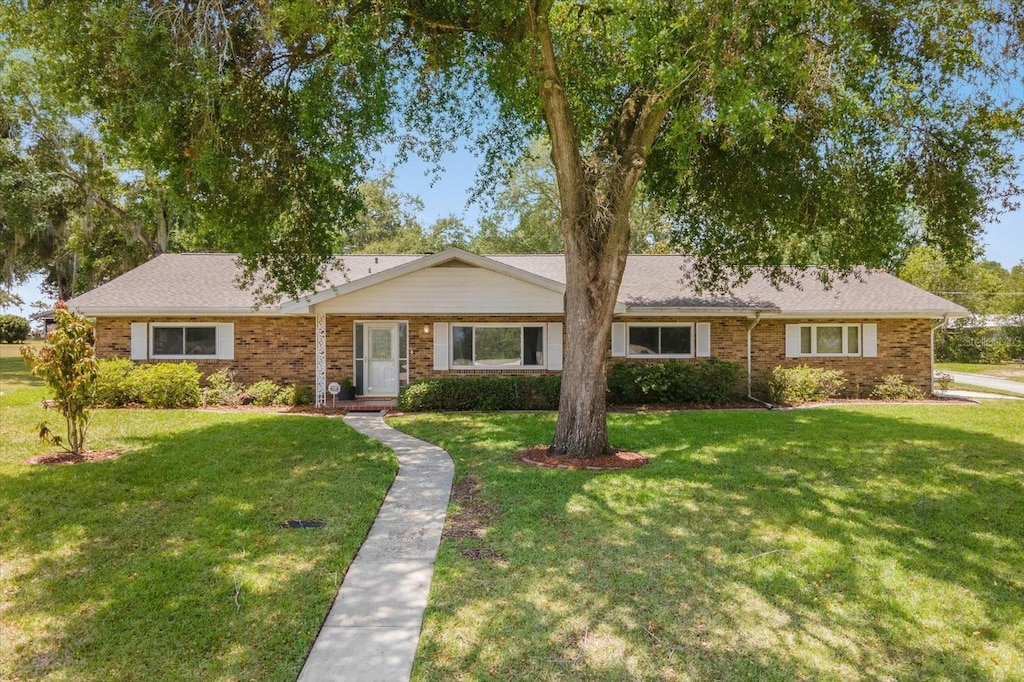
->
282;248;566;313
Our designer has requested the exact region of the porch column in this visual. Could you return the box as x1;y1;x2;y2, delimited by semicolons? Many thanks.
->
315;313;327;407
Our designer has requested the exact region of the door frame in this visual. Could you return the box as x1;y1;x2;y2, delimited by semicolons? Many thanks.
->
356;321;406;397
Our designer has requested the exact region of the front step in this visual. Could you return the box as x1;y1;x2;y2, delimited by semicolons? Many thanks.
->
339;398;397;412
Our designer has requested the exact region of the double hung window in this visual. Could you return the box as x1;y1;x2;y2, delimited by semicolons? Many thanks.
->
452;325;545;368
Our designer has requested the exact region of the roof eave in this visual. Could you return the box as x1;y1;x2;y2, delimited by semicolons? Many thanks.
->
73;307;280;317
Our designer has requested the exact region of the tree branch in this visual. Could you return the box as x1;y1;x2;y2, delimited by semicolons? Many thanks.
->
529;2;587;226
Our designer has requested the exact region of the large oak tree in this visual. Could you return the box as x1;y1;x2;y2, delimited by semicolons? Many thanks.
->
3;1;1022;456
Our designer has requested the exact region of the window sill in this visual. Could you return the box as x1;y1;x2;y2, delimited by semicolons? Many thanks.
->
449;365;548;371
625;354;695;360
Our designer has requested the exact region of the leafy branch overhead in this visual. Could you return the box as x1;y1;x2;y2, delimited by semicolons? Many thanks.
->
4;1;1021;456
4;2;1019;294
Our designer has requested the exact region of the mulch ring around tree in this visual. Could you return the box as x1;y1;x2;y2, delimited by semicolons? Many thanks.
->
516;445;649;471
26;449;124;466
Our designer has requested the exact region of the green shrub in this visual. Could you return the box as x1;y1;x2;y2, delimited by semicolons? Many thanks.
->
765;365;847;405
870;374;925;401
275;383;312;406
606;359;744;405
399;375;561;411
934;371;953;391
131;362;201;408
0;314;31;343
246;379;284;406
936;326;1012;364
202;368;243;406
94;358;141;406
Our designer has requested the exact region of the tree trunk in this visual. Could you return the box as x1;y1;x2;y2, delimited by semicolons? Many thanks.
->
529;5;667;458
550;217;631;457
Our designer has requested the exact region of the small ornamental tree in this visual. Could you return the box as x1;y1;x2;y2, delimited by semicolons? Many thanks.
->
21;301;97;456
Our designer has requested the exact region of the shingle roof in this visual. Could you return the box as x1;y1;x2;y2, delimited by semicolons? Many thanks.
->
68;250;968;316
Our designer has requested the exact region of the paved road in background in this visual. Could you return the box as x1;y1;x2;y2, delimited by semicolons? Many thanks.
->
946;372;1024;397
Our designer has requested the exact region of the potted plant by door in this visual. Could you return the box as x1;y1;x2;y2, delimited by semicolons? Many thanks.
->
338;377;357;401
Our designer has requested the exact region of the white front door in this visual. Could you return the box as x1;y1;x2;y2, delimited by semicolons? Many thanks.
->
365;323;399;396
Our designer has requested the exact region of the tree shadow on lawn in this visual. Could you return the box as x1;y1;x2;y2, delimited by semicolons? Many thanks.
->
401;408;1024;681
0;414;396;682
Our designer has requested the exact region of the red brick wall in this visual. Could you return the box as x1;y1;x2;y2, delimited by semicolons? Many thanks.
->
94;315;935;394
94;316;315;385
751;318;934;395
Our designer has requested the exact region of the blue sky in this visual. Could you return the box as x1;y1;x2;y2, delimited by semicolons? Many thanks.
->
4;146;1023;318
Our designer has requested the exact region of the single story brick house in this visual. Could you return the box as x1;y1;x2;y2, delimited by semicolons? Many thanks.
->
67;248;968;405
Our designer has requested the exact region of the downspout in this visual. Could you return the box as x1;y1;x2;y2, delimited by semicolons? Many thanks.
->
746;312;773;408
930;314;949;394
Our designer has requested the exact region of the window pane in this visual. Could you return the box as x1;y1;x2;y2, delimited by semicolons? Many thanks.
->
800;326;812;354
355;359;364;394
816;326;843;354
847;326;859;354
185;327;216;355
628;327;659;355
370;328;392;360
474;327;521;365
452;326;473;366
153;327;183;356
523;327;544;365
399;323;408;360
354;323;364;360
660;326;691;355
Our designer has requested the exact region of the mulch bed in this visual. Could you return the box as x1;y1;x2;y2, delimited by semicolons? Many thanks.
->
516;445;649;471
27;449;124;466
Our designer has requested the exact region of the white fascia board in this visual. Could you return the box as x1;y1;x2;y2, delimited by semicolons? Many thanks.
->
282;248;567;313
73;307;284;317
620;307;768;317
760;310;971;319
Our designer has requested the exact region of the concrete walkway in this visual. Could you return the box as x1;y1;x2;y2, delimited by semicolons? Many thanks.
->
946;371;1024;396
935;389;1023;401
298;413;454;682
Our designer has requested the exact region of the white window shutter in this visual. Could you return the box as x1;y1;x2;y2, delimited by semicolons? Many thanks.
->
611;323;627;357
785;324;802;358
862;323;878;357
433;323;449;370
546;323;563;370
696;323;711;357
216;323;235;360
130;323;148;360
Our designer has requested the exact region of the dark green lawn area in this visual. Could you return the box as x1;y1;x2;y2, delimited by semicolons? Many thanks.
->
0;345;397;681
392;406;1024;681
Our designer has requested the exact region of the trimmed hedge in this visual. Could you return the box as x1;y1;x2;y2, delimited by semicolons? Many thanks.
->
0;314;30;343
131;363;202;408
764;365;846;405
870;374;925;401
94;360;201;408
607;359;744;405
399;375;561;411
94;358;141;406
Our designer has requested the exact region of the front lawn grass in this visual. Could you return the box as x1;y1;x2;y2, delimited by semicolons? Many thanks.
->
0;348;397;681
392;405;1024;681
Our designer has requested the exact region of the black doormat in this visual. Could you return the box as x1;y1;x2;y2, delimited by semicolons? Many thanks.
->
280;519;327;529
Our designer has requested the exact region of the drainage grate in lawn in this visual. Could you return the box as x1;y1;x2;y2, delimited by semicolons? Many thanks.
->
280;519;327;529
